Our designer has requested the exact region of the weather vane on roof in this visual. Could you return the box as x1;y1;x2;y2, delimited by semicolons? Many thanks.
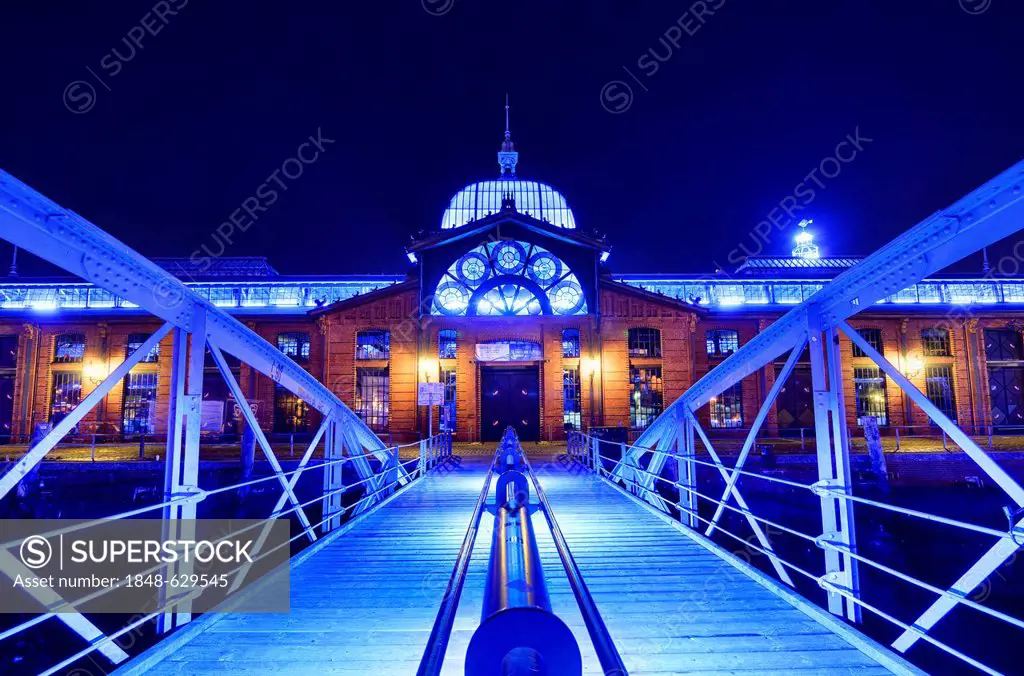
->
792;219;820;259
498;94;519;177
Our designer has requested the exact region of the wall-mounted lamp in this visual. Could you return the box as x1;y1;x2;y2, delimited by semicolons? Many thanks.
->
581;357;600;379
419;357;439;383
903;356;924;380
84;362;108;385
406;251;418;265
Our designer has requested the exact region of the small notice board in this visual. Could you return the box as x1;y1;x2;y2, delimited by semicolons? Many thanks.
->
418;382;444;406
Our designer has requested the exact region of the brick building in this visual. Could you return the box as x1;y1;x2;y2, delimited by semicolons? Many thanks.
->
2;129;1024;445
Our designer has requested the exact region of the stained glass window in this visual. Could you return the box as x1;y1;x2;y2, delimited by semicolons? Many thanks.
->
432;240;587;317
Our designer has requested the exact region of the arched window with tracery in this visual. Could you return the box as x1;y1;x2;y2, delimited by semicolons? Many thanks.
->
432;240;587;317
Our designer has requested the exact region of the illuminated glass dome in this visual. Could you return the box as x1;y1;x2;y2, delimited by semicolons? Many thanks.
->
441;99;577;230
440;179;576;230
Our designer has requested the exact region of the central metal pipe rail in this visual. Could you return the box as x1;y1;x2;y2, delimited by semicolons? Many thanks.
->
517;432;629;676
466;428;583;676
417;444;503;676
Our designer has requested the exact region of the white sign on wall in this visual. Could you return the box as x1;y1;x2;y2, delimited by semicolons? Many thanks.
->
418;382;444;406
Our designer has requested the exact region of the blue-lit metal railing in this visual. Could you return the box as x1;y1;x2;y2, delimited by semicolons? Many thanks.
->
0;431;454;676
418;428;627;676
568;430;1024;676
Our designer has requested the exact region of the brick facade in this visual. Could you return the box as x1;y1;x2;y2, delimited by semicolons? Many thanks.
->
2;297;1020;444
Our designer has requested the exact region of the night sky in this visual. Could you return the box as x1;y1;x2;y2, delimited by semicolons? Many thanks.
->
2;0;1023;277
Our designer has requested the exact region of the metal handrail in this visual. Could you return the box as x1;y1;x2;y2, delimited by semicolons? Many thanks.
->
417;443;501;676
519;437;629;676
595;439;1017;541
568;432;1022;676
0;431;454;674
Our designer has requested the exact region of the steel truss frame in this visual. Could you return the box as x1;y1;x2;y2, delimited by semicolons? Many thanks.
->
610;158;1024;637
0;169;408;664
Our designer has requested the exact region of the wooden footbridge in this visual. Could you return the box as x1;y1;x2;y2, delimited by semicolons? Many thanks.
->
117;440;918;676
3;158;1024;675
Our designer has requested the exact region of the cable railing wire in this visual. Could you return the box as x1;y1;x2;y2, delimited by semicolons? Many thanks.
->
568;431;1023;676
1;431;454;674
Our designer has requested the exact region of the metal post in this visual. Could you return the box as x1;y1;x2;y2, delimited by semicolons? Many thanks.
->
171;308;207;627
158;327;187;635
90;433;96;462
807;311;847;618
800;427;805;450
290;433;295;458
824;326;862;623
895;427;901;451
322;418;346;533
677;414;697;529
942;429;948;452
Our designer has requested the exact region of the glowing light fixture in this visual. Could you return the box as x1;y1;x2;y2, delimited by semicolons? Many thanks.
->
600;251;610;263
407;251;418;264
419;357;439;383
903;356;925;379
792;219;820;259
84;362;108;385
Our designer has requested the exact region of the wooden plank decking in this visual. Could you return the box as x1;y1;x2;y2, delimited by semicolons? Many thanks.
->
122;453;911;675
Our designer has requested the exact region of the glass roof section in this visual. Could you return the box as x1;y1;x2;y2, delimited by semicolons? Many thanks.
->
441;179;576;230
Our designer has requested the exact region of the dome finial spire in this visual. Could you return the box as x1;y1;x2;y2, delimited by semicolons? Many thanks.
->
498;94;519;177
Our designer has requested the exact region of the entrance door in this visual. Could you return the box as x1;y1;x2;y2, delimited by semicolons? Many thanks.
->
481;366;540;442
988;366;1024;427
775;365;814;434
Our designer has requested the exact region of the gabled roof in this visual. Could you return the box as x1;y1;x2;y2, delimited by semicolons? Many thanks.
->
407;208;610;254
